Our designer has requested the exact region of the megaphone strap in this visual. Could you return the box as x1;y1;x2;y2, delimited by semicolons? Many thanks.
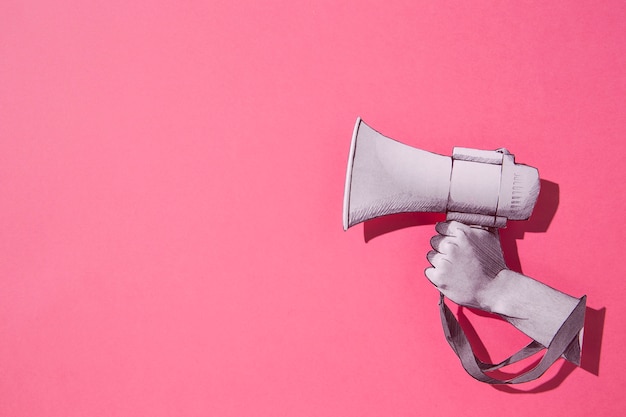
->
438;293;586;384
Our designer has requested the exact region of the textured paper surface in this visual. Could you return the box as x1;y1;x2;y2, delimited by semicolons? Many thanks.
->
343;118;585;382
1;0;624;415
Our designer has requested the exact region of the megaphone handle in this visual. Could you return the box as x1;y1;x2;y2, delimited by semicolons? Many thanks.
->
438;293;586;384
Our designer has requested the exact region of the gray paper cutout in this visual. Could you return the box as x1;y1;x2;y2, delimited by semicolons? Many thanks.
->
343;117;585;384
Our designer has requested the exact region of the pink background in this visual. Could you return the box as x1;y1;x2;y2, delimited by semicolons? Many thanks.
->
1;1;625;415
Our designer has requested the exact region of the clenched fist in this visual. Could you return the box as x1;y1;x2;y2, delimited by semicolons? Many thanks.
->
425;221;507;312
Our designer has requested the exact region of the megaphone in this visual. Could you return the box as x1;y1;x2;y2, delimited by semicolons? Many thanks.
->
343;118;540;230
342;117;577;384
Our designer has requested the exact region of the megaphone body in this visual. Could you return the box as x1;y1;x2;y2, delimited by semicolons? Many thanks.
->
343;118;540;229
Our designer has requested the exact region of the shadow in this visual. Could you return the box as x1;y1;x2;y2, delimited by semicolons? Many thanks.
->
364;212;445;242
491;362;578;393
580;306;606;375
498;180;560;273
456;306;504;362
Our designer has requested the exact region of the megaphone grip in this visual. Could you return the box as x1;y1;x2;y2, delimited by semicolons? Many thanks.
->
446;212;507;228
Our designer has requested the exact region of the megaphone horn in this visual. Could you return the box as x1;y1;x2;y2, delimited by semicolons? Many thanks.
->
343;118;540;230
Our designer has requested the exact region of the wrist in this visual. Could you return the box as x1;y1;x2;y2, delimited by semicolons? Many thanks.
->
477;268;516;316
477;269;581;347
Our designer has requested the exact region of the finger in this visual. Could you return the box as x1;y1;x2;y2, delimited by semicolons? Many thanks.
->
430;235;459;255
438;239;458;255
424;267;441;287
446;220;469;236
424;267;449;290
435;222;454;236
426;250;438;265
430;234;445;250
426;250;434;264
427;250;453;269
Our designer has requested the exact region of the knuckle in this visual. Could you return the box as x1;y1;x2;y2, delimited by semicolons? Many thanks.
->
448;220;469;235
424;266;436;279
440;240;457;255
435;222;449;235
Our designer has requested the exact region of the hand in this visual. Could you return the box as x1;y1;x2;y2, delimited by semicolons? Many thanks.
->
425;221;507;311
425;220;582;349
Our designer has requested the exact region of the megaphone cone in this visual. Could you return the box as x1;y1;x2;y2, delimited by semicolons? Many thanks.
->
343;118;452;230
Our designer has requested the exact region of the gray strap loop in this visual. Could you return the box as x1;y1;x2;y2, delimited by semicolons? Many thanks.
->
439;294;586;384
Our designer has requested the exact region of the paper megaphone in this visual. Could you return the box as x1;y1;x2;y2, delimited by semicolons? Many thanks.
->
341;118;587;384
343;118;541;230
